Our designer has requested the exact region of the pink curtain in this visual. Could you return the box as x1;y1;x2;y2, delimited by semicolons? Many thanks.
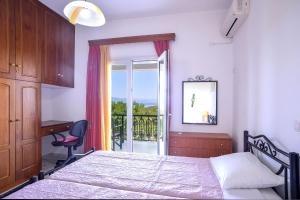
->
153;40;171;129
154;40;169;56
84;45;101;152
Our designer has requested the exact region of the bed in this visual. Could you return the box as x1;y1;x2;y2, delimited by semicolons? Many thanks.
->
1;131;299;199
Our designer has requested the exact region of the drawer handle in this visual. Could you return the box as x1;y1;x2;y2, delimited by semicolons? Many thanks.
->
15;65;22;72
50;129;54;132
9;119;20;123
66;126;70;128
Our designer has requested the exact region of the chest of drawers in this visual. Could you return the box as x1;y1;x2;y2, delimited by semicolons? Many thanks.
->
169;132;232;158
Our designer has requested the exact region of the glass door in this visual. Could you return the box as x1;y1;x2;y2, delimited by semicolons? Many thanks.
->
132;60;158;154
111;61;130;152
157;51;169;156
111;55;169;156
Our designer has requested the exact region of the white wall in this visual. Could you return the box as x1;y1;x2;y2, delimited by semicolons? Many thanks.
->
233;0;300;152
42;1;300;154
42;10;234;148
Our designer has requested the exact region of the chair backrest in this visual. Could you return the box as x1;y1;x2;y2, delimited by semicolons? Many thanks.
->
70;120;88;147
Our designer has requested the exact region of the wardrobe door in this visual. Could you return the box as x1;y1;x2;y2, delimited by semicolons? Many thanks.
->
0;0;16;79
15;0;42;83
15;81;41;180
42;9;60;85
59;19;75;88
0;78;15;191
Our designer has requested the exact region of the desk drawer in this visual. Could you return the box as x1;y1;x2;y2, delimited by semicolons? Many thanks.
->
41;123;73;137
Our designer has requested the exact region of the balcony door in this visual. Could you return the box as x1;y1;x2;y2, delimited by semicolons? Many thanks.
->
157;51;169;155
111;54;169;155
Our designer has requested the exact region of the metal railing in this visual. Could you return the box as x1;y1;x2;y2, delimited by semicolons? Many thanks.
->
111;114;158;151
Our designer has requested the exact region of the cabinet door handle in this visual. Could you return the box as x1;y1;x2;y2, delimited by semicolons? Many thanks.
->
15;119;20;122
9;120;14;123
57;74;61;77
60;74;64;78
9;63;16;67
15;65;22;72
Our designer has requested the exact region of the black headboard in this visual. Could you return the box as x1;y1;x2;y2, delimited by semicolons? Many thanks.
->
244;130;300;199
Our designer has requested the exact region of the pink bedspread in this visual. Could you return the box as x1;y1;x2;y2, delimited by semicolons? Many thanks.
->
5;179;175;199
6;151;223;199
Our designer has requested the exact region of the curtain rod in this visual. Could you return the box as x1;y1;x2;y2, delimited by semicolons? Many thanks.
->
88;33;176;46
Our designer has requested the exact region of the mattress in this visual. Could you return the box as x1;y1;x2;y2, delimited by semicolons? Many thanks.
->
6;180;281;199
223;188;281;200
47;151;223;199
5;151;282;199
5;179;178;199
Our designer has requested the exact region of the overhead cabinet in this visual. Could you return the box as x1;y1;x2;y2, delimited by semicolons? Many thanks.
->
15;0;43;82
0;0;75;88
0;0;15;80
43;7;75;88
0;0;42;83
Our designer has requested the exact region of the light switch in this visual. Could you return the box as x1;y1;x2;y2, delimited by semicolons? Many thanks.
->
294;120;300;132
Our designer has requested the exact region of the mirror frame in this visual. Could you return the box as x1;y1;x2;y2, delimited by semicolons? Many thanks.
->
182;81;218;125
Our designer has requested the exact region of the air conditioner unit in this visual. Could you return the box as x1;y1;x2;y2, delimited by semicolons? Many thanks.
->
221;0;250;38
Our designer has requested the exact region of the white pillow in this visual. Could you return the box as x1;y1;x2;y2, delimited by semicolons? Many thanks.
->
210;152;284;189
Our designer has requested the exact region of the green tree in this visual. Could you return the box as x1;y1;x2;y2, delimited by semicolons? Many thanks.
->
112;101;127;115
112;101;158;115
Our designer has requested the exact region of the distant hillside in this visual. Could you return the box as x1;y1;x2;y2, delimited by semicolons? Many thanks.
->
112;97;157;107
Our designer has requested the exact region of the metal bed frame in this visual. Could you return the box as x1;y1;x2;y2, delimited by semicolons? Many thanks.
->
1;131;299;199
244;130;299;199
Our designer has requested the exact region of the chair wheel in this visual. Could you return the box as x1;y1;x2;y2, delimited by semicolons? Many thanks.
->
55;159;64;167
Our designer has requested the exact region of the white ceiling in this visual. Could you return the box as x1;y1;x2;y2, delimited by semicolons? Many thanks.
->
39;0;232;20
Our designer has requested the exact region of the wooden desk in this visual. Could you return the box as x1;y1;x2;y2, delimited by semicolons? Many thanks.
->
41;120;74;137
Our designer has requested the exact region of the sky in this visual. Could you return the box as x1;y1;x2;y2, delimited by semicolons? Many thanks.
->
112;69;158;101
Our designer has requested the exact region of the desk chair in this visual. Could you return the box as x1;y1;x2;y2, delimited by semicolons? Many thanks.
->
51;120;88;167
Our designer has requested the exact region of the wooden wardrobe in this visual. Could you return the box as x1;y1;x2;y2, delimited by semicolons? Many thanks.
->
0;79;41;191
0;0;75;192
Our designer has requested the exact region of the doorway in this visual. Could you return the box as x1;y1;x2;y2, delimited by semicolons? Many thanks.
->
111;51;169;155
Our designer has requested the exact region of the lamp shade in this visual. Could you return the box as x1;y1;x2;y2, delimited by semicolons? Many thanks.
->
64;0;105;27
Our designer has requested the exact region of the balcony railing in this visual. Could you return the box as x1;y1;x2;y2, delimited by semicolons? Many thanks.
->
111;114;158;151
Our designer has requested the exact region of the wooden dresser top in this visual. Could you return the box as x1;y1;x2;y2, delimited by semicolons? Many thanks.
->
170;132;231;139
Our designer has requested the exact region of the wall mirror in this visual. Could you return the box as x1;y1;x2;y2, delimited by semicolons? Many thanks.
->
182;81;218;125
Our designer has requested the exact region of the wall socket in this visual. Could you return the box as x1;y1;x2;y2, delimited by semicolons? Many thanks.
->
294;120;300;132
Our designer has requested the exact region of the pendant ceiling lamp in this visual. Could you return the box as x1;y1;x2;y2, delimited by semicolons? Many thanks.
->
64;0;105;27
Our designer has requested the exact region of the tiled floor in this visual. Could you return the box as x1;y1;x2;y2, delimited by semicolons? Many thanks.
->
112;140;158;154
42;153;66;171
